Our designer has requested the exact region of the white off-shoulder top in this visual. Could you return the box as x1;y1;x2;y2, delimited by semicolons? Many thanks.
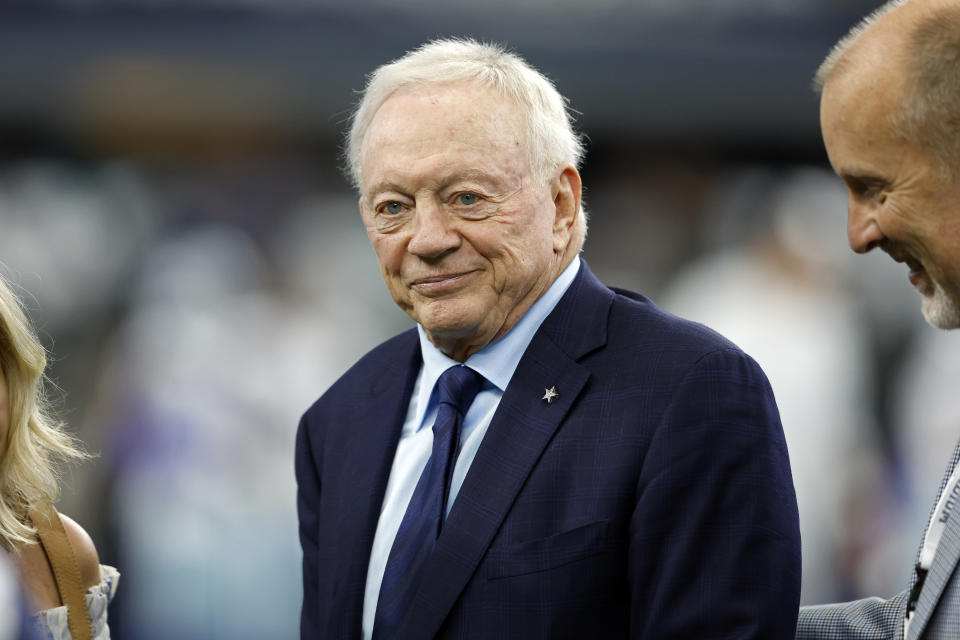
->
31;565;119;640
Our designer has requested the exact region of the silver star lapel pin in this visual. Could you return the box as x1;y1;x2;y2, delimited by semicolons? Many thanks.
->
542;386;558;404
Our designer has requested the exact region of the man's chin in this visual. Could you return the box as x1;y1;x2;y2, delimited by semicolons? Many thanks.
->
921;286;960;330
416;307;494;359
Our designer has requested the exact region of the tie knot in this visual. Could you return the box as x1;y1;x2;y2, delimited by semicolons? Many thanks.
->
436;366;483;416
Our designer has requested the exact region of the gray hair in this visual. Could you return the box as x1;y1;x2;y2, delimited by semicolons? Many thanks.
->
899;4;960;171
345;38;585;193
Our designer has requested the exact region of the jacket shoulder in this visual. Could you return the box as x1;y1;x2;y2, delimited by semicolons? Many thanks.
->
607;285;742;358
301;327;419;419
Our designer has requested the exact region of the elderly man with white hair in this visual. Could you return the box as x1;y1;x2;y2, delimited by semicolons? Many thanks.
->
296;38;801;639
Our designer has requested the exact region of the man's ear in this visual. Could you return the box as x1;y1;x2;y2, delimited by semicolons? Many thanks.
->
552;165;582;253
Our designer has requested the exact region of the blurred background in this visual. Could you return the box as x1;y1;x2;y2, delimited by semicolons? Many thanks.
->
2;0;955;637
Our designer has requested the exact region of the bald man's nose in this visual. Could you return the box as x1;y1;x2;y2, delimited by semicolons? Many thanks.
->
847;199;883;254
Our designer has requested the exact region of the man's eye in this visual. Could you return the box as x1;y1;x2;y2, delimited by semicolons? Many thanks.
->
456;193;479;206
381;201;405;215
846;177;885;200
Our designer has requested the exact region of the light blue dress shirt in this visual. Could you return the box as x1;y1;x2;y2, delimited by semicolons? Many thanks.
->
361;256;581;639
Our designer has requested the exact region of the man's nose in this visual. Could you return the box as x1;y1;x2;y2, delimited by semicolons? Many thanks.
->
407;198;460;258
847;197;883;254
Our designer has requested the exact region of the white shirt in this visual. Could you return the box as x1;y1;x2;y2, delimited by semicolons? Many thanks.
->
361;257;581;639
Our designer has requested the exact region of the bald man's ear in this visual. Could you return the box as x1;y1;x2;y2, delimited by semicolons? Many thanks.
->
552;165;582;254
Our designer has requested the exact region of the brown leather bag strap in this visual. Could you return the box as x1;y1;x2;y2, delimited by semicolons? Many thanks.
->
28;504;93;640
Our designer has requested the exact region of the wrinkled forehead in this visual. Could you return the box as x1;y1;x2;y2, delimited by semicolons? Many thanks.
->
821;73;897;132
820;32;910;142
359;81;531;184
365;80;525;144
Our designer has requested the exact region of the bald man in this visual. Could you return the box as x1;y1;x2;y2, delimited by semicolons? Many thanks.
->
799;1;960;639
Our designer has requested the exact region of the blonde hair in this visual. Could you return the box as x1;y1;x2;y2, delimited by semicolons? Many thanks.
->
0;273;86;551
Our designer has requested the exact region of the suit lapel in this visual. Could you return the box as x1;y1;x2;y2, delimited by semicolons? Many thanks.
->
909;515;960;640
395;261;615;640
908;438;960;640
326;331;421;639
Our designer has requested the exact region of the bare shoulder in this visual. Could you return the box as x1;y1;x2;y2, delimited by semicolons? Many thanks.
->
57;512;101;590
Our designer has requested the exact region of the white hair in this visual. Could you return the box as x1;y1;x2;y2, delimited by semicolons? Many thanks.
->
345;38;585;195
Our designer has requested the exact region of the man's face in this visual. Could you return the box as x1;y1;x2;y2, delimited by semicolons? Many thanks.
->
820;74;960;329
358;81;578;360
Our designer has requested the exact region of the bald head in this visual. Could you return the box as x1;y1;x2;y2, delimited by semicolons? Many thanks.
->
814;0;908;91
818;0;960;170
817;0;960;330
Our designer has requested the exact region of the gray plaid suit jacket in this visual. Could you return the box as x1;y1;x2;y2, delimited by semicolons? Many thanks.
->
797;438;960;640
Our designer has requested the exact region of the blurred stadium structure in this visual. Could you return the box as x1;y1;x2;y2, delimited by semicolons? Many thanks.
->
0;1;945;637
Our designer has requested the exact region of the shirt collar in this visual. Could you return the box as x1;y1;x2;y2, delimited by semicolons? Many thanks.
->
415;256;581;423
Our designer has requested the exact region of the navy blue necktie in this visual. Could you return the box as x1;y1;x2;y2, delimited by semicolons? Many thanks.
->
373;365;483;639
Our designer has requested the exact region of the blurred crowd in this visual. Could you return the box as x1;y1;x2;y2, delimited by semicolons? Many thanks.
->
0;2;944;633
0;150;953;637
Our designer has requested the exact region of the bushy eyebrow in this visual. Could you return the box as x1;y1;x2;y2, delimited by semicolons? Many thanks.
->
365;181;410;198
365;169;515;199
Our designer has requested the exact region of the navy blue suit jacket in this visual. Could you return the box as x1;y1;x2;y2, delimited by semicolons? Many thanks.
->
296;262;801;639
